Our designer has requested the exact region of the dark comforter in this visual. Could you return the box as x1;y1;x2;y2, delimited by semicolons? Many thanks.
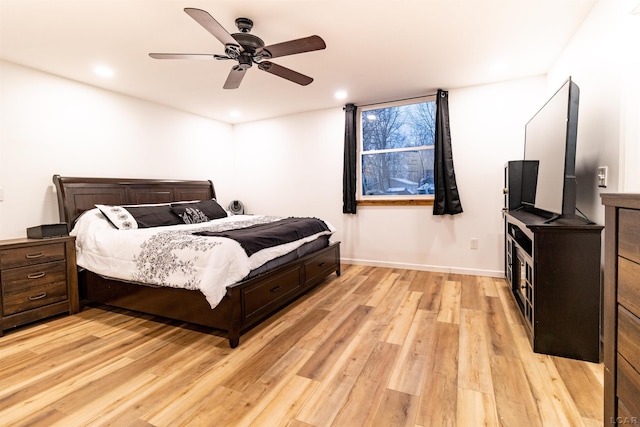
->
194;217;330;256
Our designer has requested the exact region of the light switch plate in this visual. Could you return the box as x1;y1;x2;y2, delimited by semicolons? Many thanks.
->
597;166;608;188
470;238;478;249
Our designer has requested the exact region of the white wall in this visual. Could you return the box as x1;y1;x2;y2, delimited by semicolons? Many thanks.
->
0;61;234;239
548;0;640;224
233;77;547;276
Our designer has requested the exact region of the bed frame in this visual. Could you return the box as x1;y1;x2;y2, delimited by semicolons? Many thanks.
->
53;175;340;347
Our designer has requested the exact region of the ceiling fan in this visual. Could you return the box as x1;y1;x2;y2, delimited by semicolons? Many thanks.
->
149;8;326;89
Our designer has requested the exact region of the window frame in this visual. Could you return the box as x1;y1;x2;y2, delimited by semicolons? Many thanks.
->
356;95;437;206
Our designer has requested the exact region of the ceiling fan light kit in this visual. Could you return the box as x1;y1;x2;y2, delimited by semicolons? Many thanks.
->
149;8;326;89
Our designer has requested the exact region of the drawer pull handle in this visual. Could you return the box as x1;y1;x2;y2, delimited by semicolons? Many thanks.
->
318;262;326;267
25;252;45;259
29;293;47;301
270;286;281;293
27;272;46;279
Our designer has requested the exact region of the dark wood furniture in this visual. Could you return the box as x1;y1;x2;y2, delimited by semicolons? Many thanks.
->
1;236;79;335
602;194;640;425
504;209;602;362
52;175;340;348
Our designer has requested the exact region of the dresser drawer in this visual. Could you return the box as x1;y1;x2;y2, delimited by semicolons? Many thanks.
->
0;243;66;269
617;353;640;422
618;305;640;372
619;208;640;265
618;399;635;424
618;256;640;318
2;261;68;315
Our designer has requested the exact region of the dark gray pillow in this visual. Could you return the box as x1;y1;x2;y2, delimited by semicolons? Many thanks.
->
125;205;183;228
171;199;228;224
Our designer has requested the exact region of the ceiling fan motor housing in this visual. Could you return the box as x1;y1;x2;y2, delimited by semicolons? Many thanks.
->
232;33;265;53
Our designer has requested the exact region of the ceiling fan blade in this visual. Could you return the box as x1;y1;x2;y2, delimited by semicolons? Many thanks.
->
223;66;247;89
258;62;313;86
149;53;217;60
184;8;239;48
262;35;326;59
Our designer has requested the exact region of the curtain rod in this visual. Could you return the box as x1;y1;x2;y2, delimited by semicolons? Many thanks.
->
355;92;440;108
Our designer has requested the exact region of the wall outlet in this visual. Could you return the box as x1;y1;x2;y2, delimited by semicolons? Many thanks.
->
597;166;608;188
470;238;479;250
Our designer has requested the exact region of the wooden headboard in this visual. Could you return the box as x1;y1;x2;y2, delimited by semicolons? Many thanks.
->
53;175;216;228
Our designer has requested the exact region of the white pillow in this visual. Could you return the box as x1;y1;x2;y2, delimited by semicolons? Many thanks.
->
95;204;138;230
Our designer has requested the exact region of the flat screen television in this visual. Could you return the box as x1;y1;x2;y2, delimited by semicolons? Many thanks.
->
521;78;579;221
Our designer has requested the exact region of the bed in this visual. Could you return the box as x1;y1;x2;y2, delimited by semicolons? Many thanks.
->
53;175;340;347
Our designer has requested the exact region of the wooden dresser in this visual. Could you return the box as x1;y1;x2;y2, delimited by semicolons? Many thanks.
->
0;236;79;335
602;194;640;425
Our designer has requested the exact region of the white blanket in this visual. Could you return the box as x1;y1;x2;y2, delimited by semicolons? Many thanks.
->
71;209;334;308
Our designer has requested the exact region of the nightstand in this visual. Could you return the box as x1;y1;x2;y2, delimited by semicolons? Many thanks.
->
0;236;79;335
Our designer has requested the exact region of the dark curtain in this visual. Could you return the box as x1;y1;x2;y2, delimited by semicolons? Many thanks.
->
342;103;357;214
433;90;463;215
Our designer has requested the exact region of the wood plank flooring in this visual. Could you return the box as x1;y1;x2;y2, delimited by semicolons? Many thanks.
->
0;264;603;426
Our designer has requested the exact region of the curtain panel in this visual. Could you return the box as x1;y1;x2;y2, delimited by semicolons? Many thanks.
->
342;103;357;214
433;90;463;215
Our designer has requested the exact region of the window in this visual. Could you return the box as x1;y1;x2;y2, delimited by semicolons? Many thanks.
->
358;96;436;203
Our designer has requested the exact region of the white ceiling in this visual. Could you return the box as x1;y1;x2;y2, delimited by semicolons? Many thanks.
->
0;0;597;124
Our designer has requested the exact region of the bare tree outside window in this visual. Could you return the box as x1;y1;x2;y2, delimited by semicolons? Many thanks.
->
359;97;436;198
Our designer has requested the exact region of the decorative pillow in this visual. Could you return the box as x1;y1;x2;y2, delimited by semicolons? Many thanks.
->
95;203;184;229
96;204;138;230
124;205;183;228
171;199;228;224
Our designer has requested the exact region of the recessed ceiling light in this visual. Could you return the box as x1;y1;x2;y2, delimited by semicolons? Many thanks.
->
230;110;241;118
93;65;114;78
334;90;347;100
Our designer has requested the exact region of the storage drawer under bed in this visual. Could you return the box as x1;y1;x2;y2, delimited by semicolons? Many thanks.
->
239;242;339;326
242;267;303;320
304;247;339;285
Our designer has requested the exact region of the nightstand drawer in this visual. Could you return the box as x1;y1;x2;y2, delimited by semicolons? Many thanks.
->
2;261;68;315
618;256;640;318
0;243;65;269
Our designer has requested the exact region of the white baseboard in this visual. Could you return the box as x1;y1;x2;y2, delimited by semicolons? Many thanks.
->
340;258;505;279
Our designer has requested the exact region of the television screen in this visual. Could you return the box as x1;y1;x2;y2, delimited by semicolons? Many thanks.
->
522;78;579;217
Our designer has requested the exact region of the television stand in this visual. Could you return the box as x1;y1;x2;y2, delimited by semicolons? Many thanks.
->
541;211;596;225
542;214;561;224
504;209;603;362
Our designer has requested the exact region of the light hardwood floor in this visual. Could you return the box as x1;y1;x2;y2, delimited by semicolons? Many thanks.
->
0;264;603;426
